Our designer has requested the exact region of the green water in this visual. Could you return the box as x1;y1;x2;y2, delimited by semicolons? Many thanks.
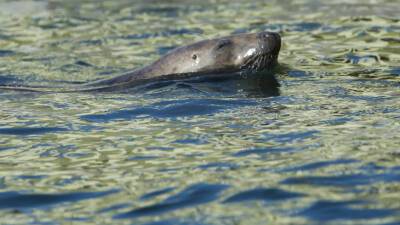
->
0;0;399;224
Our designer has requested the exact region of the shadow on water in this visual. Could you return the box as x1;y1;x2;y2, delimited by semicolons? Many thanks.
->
90;69;281;96
234;72;281;98
80;72;281;122
80;98;257;122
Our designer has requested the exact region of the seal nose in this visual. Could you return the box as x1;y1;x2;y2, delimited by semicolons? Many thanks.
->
259;32;280;41
258;32;281;54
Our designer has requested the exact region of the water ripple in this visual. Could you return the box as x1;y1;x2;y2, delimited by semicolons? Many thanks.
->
223;188;304;203
0;127;68;136
0;189;118;210
0;50;15;57
233;147;296;157
0;74;23;85
140;187;175;201
80;98;256;122
281;172;400;187
298;200;396;221
262;130;319;144
198;162;239;171
114;183;229;219
119;28;203;40
281;159;358;172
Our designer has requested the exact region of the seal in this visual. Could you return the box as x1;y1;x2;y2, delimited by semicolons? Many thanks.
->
0;31;281;92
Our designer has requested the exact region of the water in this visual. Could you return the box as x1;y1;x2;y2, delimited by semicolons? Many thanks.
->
0;0;399;224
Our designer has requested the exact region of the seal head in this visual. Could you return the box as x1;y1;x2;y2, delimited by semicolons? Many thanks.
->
147;31;281;76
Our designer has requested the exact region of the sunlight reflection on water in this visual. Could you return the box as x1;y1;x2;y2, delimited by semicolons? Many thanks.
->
0;0;399;224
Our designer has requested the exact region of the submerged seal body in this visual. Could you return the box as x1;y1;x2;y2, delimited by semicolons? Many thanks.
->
0;32;281;92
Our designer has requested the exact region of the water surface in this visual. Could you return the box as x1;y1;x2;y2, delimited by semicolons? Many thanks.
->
0;0;399;224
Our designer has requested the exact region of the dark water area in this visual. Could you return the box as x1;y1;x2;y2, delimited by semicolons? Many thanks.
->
0;0;399;224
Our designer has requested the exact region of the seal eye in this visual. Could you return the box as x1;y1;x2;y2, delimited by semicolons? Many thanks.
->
192;54;197;60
